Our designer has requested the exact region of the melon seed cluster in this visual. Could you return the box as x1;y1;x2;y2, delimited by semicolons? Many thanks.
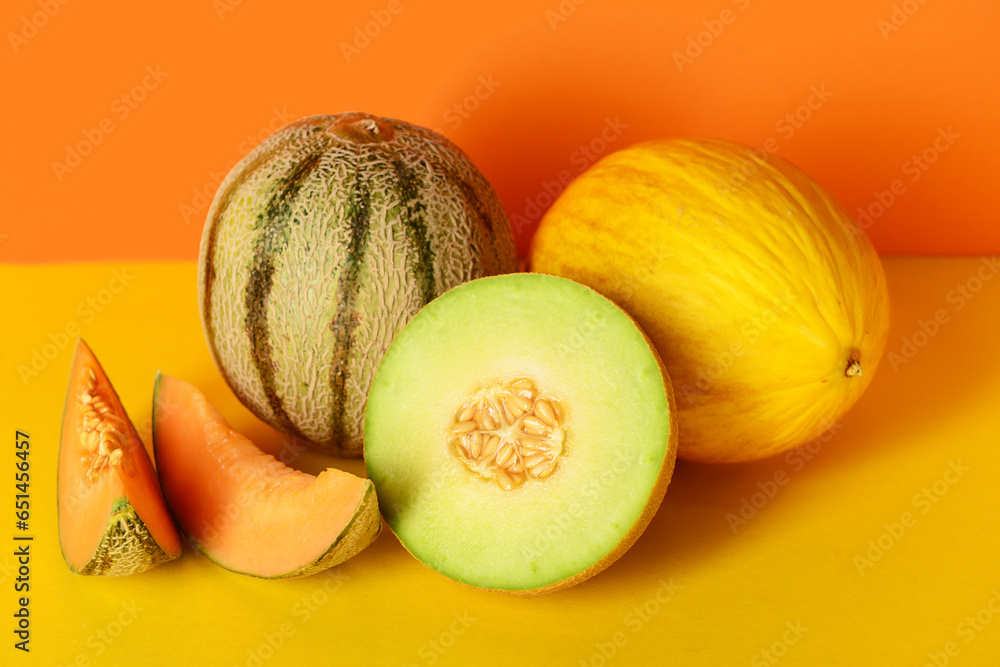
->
451;378;565;491
78;368;132;481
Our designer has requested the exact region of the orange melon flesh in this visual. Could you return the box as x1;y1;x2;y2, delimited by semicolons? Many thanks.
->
58;340;181;575
152;373;380;578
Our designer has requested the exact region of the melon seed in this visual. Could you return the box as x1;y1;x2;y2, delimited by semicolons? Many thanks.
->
495;442;515;467
534;399;556;426
481;435;501;461
496;470;515;491
469;433;483;459
478;410;497;431
453;421;476;434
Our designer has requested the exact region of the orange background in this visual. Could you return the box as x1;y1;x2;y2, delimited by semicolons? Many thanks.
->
1;0;997;262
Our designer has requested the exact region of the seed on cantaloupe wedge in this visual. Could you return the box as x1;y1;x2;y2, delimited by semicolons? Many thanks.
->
58;340;181;576
152;373;380;578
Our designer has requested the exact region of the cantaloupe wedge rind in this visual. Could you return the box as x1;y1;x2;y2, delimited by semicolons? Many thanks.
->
365;273;678;593
152;372;381;579
58;340;182;576
71;503;179;576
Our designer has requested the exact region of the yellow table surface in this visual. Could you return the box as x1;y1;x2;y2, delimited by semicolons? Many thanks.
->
2;256;999;666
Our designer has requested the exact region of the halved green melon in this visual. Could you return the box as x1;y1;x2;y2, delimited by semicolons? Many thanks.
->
364;274;677;593
58;340;181;576
152;373;380;578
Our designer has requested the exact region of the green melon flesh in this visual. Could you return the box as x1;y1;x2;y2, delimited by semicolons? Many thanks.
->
364;273;677;593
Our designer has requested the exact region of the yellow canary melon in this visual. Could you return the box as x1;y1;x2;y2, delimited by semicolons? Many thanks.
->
530;138;889;463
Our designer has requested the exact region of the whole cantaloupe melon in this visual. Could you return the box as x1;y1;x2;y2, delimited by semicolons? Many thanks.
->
530;138;889;463
199;113;517;456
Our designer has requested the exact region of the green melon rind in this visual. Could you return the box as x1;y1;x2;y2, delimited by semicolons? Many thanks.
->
199;113;517;458
72;502;180;577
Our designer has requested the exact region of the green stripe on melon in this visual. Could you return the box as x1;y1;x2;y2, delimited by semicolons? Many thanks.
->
199;113;517;455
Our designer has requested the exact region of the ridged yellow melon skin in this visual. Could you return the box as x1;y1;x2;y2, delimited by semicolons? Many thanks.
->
530;138;889;463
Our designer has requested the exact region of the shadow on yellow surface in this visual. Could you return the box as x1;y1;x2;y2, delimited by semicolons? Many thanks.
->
3;257;999;665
